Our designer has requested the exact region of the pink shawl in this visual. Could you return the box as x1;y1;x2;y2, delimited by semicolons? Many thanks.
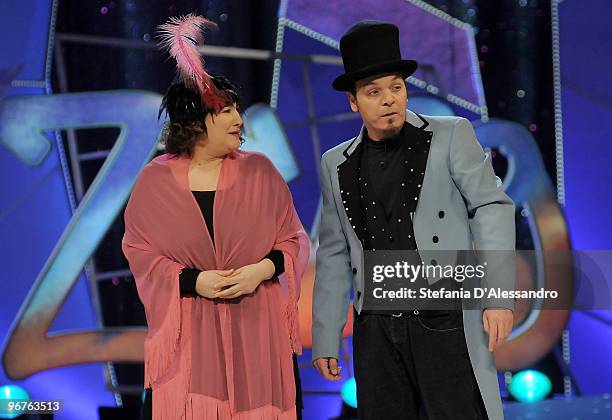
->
122;151;309;419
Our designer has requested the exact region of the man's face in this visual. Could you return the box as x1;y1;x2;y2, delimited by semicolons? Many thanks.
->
348;73;407;140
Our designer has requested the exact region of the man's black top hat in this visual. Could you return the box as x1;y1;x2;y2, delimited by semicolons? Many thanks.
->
332;20;418;92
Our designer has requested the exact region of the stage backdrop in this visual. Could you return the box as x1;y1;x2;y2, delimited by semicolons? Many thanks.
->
1;1;604;419
558;0;612;395
0;1;115;419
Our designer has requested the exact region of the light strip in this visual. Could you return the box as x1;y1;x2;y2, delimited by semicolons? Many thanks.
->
270;17;287;109
551;0;565;205
404;0;472;30
282;18;340;48
46;0;78;214
11;80;47;88
552;0;571;399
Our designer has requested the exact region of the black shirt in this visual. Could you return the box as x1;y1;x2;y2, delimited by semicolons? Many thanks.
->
362;126;407;220
178;190;285;296
359;123;420;250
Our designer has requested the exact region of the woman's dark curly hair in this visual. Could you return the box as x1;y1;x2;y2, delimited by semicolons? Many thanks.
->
159;75;241;157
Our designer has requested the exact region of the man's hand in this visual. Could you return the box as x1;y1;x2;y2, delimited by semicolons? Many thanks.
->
483;308;514;352
313;357;343;381
215;260;275;299
195;269;235;299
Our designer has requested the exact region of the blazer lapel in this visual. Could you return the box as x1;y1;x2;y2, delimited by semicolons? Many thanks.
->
402;112;433;213
337;131;366;245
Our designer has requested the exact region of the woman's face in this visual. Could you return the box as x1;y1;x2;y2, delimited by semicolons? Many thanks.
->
201;102;243;155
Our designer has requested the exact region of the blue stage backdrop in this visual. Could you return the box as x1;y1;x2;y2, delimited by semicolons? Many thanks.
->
0;1;115;419
559;0;612;395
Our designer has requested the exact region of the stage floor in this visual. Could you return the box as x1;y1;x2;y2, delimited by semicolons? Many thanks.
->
300;394;612;419
504;394;612;420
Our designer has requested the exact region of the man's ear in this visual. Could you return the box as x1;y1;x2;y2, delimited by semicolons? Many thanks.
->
347;92;359;113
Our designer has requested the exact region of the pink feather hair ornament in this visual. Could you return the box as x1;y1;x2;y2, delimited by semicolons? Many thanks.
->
157;14;226;113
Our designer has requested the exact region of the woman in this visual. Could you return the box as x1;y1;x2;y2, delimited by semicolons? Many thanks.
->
122;15;309;420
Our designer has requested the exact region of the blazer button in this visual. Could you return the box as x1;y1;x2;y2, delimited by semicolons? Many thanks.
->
352;268;357;275
438;210;445;219
430;259;438;266
432;235;439;243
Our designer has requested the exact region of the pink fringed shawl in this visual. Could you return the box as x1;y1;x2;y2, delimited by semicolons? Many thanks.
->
122;151;309;419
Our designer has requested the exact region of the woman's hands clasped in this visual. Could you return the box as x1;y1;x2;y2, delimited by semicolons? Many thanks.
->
195;269;234;299
195;259;275;300
216;259;275;299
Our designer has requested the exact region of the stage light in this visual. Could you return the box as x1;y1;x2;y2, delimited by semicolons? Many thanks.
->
0;384;31;419
340;377;357;409
508;370;552;403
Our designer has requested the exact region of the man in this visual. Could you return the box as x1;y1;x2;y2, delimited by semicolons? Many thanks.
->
312;21;515;419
